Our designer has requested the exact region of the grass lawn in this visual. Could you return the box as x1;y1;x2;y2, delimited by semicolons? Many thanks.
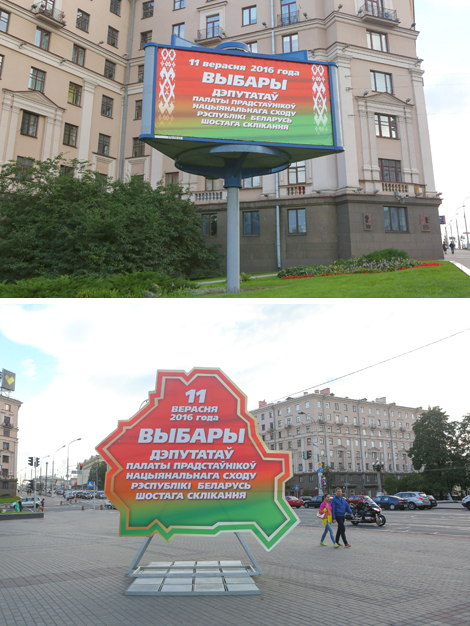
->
198;262;470;298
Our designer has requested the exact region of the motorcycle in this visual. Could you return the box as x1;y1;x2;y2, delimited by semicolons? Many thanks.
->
349;498;386;527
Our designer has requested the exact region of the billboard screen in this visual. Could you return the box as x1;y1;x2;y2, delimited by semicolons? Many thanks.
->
1;369;15;392
140;44;343;163
96;368;298;551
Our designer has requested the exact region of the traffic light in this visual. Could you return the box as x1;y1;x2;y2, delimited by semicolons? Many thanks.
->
34;457;39;467
28;457;33;466
79;463;83;470
306;451;312;460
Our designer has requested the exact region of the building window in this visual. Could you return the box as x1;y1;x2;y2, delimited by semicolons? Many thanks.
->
143;1;154;18
243;211;260;236
243;176;260;188
206;15;220;38
174;0;185;9
384;206;408;232
367;30;388;52
375;114;397;139
205;179;223;191
282;34;298;53
132;138;145;157
72;44;86;66
15;157;34;180
29;68;46;92
281;0;297;24
34;28;50;50
101;95;114;117
135;100;142;120
0;55;3;79
104;60;116;80
371;70;393;94
3;442;9;450
60;165;74;176
137;65;144;82
248;42;258;53
288;161;306;185
379;158;402;182
242;6;257;25
108;26;119;47
68;82;82;106
288;208;306;234
110;0;121;16
76;9;90;32
165;172;179;185
0;10;10;32
63;123;78;147
202;214;217;237
140;30;152;48
97;134;110;155
20;112;39;138
172;23;184;38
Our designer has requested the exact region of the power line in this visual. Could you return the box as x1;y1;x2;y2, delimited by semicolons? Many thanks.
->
273;327;470;403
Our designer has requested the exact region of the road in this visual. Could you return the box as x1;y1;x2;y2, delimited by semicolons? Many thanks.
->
296;505;470;538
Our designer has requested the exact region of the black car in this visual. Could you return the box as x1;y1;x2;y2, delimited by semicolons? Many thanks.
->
427;495;438;508
373;495;407;510
301;495;323;509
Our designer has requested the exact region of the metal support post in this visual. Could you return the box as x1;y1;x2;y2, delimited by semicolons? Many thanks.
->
235;533;264;576
125;537;154;577
226;186;240;293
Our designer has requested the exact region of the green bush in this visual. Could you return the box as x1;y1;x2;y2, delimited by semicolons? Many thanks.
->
0;272;196;298
358;248;409;263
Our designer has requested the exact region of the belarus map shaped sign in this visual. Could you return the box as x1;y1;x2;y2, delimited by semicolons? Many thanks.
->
96;368;298;550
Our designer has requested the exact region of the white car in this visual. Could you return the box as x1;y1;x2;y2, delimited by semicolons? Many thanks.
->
394;491;431;510
104;500;116;510
11;497;42;509
462;495;470;511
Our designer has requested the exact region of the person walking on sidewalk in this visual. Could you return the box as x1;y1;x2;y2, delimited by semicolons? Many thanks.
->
331;487;354;548
319;494;339;548
450;241;455;254
442;241;447;254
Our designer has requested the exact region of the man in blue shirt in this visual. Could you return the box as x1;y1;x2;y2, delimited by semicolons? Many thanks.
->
331;487;354;548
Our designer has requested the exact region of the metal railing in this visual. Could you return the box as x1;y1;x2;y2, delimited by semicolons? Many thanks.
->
286;185;306;196
31;3;66;25
194;191;224;202
277;10;299;26
196;25;223;40
358;4;397;22
382;182;408;193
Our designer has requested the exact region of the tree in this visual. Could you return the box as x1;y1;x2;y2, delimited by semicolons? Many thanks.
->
87;461;108;491
0;157;222;281
408;407;465;497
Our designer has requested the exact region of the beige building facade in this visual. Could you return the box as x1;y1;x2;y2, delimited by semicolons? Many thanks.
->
0;391;21;496
0;0;442;270
250;388;421;497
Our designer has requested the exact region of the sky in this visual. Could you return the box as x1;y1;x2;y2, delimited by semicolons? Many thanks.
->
1;300;469;482
415;0;470;244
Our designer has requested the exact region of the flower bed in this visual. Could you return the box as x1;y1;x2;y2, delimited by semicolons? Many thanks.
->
279;259;440;279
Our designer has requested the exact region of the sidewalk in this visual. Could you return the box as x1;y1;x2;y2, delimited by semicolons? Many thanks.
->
444;248;470;277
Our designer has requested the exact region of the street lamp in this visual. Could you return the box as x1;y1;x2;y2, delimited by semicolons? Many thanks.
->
373;460;385;493
355;399;367;493
40;455;50;494
456;197;470;250
66;438;81;490
298;411;322;495
50;445;65;498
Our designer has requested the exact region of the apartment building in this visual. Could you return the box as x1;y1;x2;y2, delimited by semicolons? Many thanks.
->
0;393;21;496
250;388;421;497
0;0;442;270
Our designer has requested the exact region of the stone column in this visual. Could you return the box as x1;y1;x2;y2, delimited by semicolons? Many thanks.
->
335;52;360;191
77;79;98;163
409;67;436;192
5;104;21;163
0;91;13;163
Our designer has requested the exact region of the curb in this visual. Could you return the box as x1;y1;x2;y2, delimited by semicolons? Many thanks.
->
449;261;470;278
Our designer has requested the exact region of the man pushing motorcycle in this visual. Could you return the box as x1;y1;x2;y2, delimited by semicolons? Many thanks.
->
331;488;354;548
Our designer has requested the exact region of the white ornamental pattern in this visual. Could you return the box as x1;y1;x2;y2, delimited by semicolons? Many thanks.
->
311;64;328;129
158;48;176;124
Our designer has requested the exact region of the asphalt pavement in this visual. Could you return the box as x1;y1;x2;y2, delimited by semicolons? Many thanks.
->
1;505;469;626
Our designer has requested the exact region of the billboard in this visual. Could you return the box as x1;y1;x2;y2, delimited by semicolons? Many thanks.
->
96;368;298;551
1;369;16;392
140;43;343;163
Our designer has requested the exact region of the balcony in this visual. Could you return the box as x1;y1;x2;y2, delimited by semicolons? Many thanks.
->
357;4;399;27
335;420;344;426
31;2;66;27
286;185;306;196
399;426;406;432
382;182;408;194
194;191;225;202
196;25;224;42
277;11;300;27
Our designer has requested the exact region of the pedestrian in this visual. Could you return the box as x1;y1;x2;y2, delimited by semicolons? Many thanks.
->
442;241;447;254
331;487;354;548
450;241;455;254
319;494;339;548
19;499;23;512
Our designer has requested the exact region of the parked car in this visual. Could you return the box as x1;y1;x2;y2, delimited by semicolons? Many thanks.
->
394;492;431;510
104;500;116;510
427;495;438;508
56;489;64;495
346;495;374;507
461;495;470;511
301;495;323;509
285;496;303;508
373;495;408;510
12;497;42;509
97;492;107;499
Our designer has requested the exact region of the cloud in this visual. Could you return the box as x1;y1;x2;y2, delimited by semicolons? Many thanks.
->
21;358;37;379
